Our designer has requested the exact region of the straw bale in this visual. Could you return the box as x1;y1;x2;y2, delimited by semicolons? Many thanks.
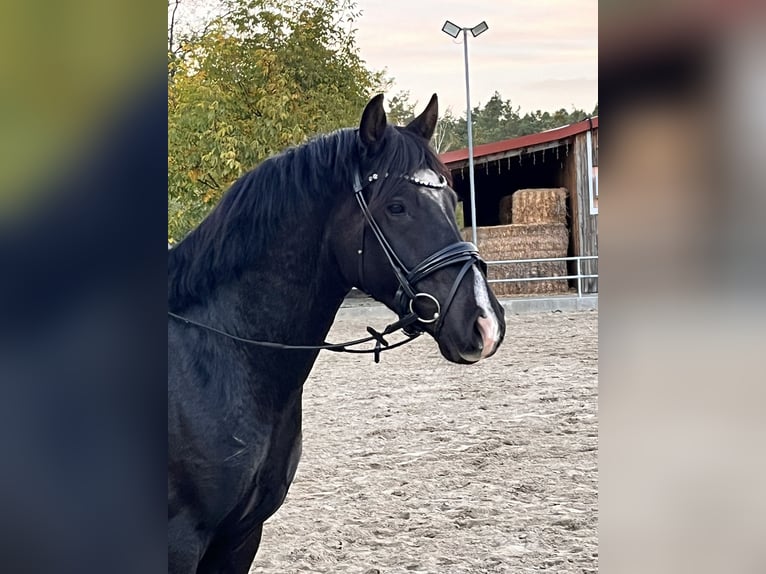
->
462;223;567;251
486;260;568;296
511;188;568;225
462;223;570;295
462;224;517;242
498;195;514;225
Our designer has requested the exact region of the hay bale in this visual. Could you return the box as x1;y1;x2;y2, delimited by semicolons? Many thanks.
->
462;223;567;252
511;188;568;225
485;260;568;296
461;223;570;296
498;195;514;224
462;224;519;242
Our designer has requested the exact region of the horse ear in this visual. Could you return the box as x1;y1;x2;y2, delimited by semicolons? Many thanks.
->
359;94;387;151
406;94;439;141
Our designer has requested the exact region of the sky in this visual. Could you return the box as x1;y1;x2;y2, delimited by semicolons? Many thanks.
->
171;0;598;117
353;0;598;116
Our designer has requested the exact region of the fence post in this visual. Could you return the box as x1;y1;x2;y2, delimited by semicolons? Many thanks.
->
576;257;582;298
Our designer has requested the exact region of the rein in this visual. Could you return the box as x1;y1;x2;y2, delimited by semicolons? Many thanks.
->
167;309;421;363
168;170;486;363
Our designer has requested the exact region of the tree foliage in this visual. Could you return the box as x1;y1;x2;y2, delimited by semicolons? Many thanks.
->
430;92;598;153
385;90;416;125
168;0;382;242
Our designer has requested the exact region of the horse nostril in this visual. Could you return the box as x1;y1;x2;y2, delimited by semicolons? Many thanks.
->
473;320;485;350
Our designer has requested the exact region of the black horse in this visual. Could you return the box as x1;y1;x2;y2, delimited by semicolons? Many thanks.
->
168;94;505;573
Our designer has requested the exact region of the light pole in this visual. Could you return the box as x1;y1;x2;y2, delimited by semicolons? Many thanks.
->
441;20;488;247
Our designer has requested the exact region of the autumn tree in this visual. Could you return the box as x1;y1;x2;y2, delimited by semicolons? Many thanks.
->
168;0;383;242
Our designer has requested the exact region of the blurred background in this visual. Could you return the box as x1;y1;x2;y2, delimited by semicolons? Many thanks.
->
0;1;166;573
601;1;766;572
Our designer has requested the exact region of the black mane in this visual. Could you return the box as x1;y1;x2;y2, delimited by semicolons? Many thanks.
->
168;125;449;311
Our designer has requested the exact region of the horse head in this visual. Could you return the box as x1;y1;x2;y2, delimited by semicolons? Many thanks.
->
330;94;505;364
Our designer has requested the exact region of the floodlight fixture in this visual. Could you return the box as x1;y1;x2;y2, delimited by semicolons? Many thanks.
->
471;21;489;37
440;19;489;246
441;20;461;38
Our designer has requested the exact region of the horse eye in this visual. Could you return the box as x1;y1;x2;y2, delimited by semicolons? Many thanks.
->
387;203;405;215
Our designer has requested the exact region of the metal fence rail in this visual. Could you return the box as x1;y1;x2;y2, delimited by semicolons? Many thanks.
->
484;255;598;298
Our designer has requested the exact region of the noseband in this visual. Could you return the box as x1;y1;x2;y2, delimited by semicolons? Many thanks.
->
352;171;487;336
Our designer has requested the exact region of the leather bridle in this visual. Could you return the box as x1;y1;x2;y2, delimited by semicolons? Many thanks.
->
168;169;487;363
352;171;486;337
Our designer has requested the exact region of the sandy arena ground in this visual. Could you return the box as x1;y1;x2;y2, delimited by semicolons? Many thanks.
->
251;307;598;574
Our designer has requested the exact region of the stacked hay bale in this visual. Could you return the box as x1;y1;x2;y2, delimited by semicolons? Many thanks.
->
464;188;570;296
509;187;568;225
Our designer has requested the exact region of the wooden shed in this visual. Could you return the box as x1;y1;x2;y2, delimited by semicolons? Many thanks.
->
440;118;598;294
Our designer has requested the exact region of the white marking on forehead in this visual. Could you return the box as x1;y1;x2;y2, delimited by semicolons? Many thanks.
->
411;168;452;222
472;266;500;357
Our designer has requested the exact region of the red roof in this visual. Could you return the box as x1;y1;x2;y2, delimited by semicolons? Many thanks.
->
440;116;598;166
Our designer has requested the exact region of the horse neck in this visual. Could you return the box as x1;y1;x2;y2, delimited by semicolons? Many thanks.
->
187;193;351;359
235;216;348;343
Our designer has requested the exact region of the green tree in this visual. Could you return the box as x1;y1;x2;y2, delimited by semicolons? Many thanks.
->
438;95;596;151
471;91;521;143
168;0;383;242
385;90;416;125
433;107;460;153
